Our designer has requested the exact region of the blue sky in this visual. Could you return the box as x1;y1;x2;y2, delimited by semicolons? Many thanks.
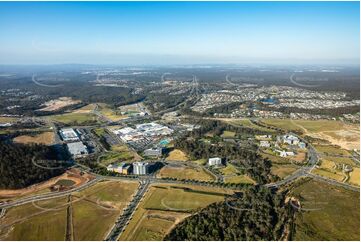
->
0;1;359;65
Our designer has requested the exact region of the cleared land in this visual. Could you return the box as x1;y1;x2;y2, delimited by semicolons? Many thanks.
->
261;119;359;150
72;103;96;113
157;166;215;182
291;179;360;241
166;149;188;161
71;180;139;240
48;113;97;125
348;167;360;186
314;144;351;156
0;197;68;240
271;163;299;179
38;97;81;112
13;131;55;145
0;169;93;202
119;183;234;241
98;103;127;121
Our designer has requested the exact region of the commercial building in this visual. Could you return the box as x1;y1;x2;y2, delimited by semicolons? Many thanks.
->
67;142;88;157
144;147;164;157
208;157;222;166
59;128;80;142
107;163;132;174
133;162;149;175
259;140;271;148
282;134;299;145
278;150;295;157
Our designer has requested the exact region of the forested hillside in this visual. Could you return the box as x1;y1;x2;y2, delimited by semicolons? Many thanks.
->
165;186;293;241
0;141;65;189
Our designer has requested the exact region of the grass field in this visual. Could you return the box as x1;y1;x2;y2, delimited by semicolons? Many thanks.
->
73;103;96;113
221;130;236;138
226;118;275;132
0;180;139;241
322;155;355;166
261;119;359;150
13;131;55;145
157;166;215;182
312;168;345;182
0;197;68;241
48;113;97;124
0;116;18;122
219;164;239;176
98;103;127;121
166;149;188;161
192;158;207;165
100;145;141;165
271;163;299;179
119;183;234;241
348;167;360;186
71;180;139;240
291;179;360;241
314;144;351;156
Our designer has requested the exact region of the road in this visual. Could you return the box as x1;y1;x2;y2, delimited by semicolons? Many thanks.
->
251;119;359;191
0;177;100;210
105;179;150;241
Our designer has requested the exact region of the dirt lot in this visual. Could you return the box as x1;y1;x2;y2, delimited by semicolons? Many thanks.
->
38;97;81;112
13;132;55;145
0;169;94;200
166;149;188;161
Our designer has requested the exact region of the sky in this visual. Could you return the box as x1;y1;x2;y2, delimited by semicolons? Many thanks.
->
0;1;359;65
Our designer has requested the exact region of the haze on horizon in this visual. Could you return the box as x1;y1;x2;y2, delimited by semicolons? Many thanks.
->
0;1;359;66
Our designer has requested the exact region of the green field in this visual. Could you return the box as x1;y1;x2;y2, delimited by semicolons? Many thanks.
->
314;145;351;156
271;163;299;179
0;180;139;241
71;180;139;240
0;197;68;240
227;119;275;133
119;184;234;241
291;179;360;241
48;113;98;124
221;130;236;138
100;145;141;165
157;166;215;182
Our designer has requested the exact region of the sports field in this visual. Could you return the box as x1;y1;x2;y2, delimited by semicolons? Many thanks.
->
119;183;234;241
291;179;360;241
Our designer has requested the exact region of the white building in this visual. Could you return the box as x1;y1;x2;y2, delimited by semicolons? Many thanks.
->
67;142;88;157
278;150;295;157
259;140;271;148
283;134;299;145
208;157;222;166
107;163;126;173
133;162;149;175
60;128;80;142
